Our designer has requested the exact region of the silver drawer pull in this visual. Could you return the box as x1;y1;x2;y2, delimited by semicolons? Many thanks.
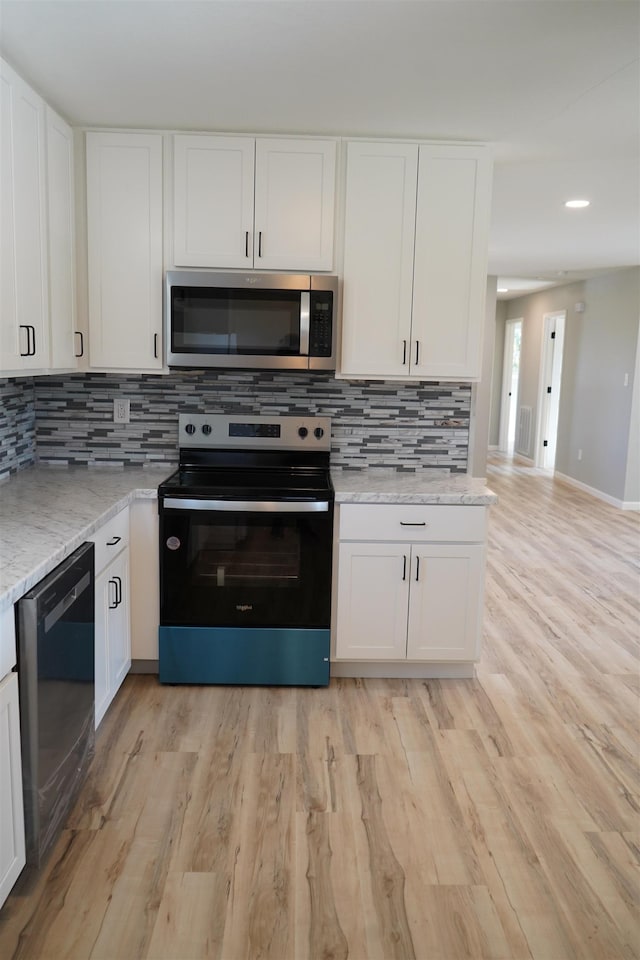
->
400;521;427;526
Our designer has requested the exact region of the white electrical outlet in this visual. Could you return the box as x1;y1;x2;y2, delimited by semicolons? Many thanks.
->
113;398;130;423
577;449;583;461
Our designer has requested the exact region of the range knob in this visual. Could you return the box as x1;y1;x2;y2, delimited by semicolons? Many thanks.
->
298;426;308;439
185;423;196;435
202;423;212;436
314;427;325;439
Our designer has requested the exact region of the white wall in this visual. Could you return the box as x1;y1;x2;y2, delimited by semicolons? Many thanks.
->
501;267;639;505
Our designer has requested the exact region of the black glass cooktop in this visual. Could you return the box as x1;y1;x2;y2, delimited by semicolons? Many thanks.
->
159;465;333;502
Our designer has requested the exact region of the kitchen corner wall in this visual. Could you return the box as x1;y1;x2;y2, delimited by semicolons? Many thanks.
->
0;371;471;476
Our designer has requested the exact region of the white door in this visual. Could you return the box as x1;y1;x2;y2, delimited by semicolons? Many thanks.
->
499;318;522;452
406;544;484;661
173;134;255;268
335;541;410;660
86;132;163;370
94;565;111;728
340;141;418;377
109;550;131;693
536;310;566;470
47;107;78;369
411;144;492;380
0;671;26;909
0;60;49;371
253;138;336;271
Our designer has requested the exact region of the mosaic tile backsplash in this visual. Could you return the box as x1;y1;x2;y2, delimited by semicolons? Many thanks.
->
0;378;36;480
1;371;471;477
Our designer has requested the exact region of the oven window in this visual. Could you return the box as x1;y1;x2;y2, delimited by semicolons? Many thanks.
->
160;507;332;629
171;287;301;356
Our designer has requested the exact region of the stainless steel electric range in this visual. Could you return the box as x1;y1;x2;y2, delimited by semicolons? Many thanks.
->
157;414;333;686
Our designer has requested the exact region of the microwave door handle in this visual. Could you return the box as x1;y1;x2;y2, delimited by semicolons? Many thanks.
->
300;292;310;356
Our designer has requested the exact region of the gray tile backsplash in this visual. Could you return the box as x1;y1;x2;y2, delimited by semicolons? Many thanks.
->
0;378;36;480
2;371;471;477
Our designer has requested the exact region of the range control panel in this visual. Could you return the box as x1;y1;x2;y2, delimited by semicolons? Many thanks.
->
178;414;331;452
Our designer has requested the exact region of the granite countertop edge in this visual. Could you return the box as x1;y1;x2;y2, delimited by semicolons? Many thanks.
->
0;464;496;613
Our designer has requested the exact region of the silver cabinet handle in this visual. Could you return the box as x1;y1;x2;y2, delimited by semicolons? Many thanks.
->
163;497;329;513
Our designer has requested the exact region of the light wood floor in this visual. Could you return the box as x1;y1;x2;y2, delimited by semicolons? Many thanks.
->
1;455;639;959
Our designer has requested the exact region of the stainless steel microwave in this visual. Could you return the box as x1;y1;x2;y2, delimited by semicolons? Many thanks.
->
165;270;338;371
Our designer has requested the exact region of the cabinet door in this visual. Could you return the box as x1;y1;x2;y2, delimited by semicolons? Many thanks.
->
86;132;163;370
406;544;484;661
340;141;417;377
0;59;49;372
254;138;336;271
108;549;131;693
173;134;255;268
94;565;110;728
95;550;131;728
0;671;26;909
47;107;78;369
335;541;409;660
411;145;492;380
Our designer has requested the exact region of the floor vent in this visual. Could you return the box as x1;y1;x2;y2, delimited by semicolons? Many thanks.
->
516;406;532;456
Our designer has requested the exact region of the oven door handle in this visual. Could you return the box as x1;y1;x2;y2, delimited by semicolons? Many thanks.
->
162;497;330;513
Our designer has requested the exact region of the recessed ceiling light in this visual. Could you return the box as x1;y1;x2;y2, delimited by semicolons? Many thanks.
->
565;199;590;209
497;287;508;292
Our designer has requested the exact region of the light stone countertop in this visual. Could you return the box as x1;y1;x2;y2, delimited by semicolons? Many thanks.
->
0;463;495;614
0;464;174;611
331;468;497;505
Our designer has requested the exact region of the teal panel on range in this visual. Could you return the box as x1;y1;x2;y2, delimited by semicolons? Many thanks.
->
158;626;330;686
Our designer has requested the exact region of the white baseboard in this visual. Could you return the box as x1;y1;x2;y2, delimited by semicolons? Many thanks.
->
554;471;639;511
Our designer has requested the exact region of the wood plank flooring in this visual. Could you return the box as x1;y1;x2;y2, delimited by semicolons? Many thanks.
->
1;455;639;959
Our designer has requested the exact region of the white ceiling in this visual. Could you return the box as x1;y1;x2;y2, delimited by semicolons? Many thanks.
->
1;0;638;299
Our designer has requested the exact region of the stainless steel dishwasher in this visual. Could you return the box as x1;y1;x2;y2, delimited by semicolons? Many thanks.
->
15;542;95;867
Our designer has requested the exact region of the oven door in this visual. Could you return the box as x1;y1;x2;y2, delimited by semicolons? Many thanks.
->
160;497;332;629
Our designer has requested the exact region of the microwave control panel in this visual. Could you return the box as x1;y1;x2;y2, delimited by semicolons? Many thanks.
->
309;292;333;357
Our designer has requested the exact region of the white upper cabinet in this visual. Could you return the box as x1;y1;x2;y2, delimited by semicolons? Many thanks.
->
253;138;336;271
173;135;254;269
47;107;80;369
86;132;163;370
411;145;493;380
340;140;492;381
0;58;49;373
341;142;418;377
172;135;336;271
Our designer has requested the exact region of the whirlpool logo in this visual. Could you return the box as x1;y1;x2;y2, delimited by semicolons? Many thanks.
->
236;604;253;612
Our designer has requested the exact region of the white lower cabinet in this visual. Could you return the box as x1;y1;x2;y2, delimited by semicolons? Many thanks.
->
0;671;26;908
91;507;131;727
335;503;487;667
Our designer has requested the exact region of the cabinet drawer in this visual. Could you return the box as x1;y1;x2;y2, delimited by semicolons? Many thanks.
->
91;506;129;574
338;503;486;543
